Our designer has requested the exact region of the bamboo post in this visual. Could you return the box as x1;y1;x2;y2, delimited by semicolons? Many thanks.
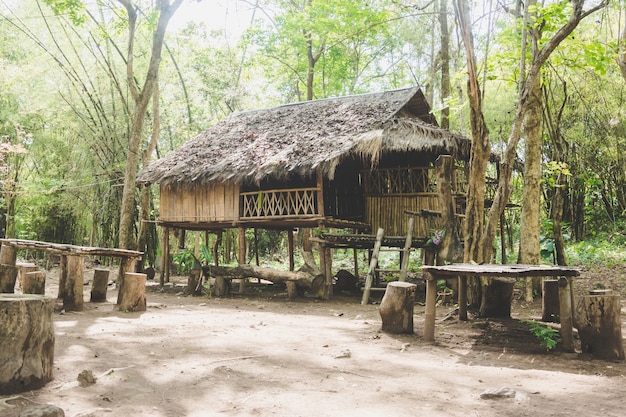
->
458;275;468;321
160;226;169;287
324;245;332;299
288;229;295;272
361;228;384;305
423;271;437;341
238;227;247;293
57;255;67;299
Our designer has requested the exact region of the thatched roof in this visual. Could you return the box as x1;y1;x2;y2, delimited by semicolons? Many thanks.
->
137;87;470;186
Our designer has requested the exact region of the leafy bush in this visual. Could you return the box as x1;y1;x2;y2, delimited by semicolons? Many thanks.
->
523;320;559;351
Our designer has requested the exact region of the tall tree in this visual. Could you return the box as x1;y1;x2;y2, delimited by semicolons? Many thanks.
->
117;0;183;250
455;0;609;316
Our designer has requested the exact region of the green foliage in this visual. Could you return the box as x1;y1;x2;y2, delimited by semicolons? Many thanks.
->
523;320;559;351
42;0;87;25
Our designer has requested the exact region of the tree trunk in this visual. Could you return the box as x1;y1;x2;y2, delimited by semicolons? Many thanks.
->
379;281;416;334
575;294;625;360
205;253;324;296
519;59;543;302
438;0;450;130
0;294;55;394
118;0;182;250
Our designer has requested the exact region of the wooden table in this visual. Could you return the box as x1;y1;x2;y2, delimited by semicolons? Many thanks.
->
421;263;580;351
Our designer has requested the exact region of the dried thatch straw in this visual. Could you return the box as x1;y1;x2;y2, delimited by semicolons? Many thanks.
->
137;87;469;186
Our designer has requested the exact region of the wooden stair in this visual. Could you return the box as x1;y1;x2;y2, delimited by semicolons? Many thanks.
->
361;217;415;305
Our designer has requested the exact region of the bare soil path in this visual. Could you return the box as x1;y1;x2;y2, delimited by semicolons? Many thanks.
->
1;265;625;417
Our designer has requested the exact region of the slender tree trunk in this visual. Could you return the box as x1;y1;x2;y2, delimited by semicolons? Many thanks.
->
438;0;450;130
519;69;542;301
118;0;182;250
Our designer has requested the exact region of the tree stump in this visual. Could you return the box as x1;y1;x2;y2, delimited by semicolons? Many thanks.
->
379;281;416;334
90;268;110;302
22;271;46;295
63;255;84;312
0;264;19;293
0;244;17;266
16;262;38;291
186;269;203;296
118;272;146;312
0;294;55;394
479;277;515;318
541;279;560;322
214;275;230;297
575;294;625;360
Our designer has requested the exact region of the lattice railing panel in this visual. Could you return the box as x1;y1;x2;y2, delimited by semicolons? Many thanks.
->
241;188;319;218
364;167;436;195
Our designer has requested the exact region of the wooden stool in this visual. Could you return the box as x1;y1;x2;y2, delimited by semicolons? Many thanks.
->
379;281;416;334
118;272;147;312
575;292;624;360
0;294;55;394
22;271;46;295
90;268;110;302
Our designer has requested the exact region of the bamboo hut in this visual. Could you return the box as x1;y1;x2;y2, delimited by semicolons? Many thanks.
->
137;87;470;293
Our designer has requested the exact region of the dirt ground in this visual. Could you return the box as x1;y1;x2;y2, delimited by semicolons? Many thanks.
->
2;263;626;417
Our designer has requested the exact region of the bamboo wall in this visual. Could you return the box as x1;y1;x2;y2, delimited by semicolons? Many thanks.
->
159;182;239;223
365;194;444;237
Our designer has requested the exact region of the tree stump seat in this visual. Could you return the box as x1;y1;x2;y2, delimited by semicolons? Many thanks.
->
0;294;55;394
379;281;416;334
575;293;624;360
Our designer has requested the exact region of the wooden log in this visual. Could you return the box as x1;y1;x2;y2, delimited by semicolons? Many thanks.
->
206;262;324;295
542;279;560;322
118;272;146;312
63;255;84;312
0;294;55;394
0;264;18;293
575;293;624;360
90;268;110;302
379;281;416;334
22;271;46;295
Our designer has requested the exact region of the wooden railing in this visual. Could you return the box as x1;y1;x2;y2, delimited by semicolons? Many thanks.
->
240;188;319;218
363;166;436;195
